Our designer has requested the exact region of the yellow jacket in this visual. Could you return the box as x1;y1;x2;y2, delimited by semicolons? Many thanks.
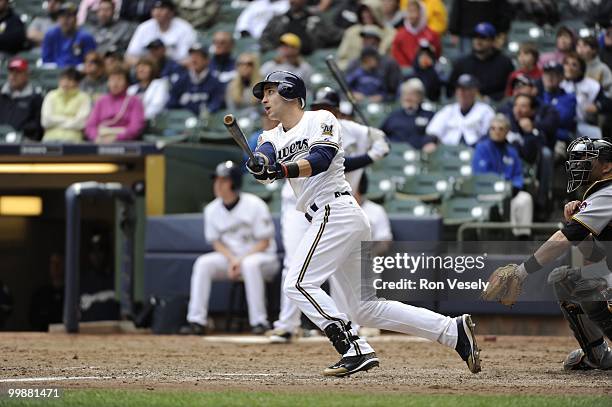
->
41;88;91;142
401;0;447;35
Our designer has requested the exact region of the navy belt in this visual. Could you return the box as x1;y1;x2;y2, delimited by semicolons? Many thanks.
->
305;191;351;222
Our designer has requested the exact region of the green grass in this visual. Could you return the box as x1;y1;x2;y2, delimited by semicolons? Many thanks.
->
1;390;610;407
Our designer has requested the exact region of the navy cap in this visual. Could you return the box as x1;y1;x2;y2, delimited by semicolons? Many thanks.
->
153;0;176;11
473;22;496;39
456;74;480;89
542;60;563;74
188;42;208;57
146;39;165;49
211;161;242;189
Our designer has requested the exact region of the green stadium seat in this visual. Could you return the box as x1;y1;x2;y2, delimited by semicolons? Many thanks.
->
31;68;62;91
384;197;435;216
454;174;511;202
366;169;396;203
396;173;452;202
151;109;198;137
0;124;21;143
440;197;494;226
424;144;474;166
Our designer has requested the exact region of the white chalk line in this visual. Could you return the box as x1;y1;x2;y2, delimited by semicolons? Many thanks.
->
200;335;430;344
0;373;288;384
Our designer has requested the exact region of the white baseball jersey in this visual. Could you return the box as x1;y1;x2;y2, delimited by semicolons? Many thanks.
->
258;110;351;212
340;118;370;192
426;101;495;146
204;192;276;257
361;200;393;241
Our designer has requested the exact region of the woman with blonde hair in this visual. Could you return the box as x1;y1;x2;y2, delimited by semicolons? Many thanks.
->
225;52;262;111
127;57;169;120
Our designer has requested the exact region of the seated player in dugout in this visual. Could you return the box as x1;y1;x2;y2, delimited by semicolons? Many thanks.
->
246;70;481;377
483;137;612;370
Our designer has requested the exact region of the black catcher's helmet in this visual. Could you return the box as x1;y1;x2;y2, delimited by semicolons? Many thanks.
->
565;137;612;193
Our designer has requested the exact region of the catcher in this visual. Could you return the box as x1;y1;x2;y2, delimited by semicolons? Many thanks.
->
483;137;612;370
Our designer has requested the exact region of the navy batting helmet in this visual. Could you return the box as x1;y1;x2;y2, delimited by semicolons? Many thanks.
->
311;86;340;109
252;71;306;108
212;160;242;190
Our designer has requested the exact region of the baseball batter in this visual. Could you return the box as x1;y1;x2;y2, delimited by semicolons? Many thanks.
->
483;137;612;370
246;70;481;376
269;87;390;343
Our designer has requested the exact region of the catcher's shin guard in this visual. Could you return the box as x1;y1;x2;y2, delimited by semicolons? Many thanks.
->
559;301;605;366
581;301;612;342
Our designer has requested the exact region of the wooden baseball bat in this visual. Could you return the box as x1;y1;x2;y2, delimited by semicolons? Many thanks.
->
325;55;370;127
223;114;256;162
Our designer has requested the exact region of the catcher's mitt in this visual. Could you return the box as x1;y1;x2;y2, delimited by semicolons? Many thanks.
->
481;264;525;306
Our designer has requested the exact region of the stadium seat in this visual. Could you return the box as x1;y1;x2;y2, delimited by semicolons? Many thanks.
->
454;174;511;202
424;144;474;167
440;197;495;226
396;173;452;202
0;125;20;143
384;197;435;216
366;169;396;203
151;109;198;137
31;68;61;91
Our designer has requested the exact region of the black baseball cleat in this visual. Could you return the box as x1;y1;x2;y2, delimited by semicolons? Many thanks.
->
455;314;481;373
189;323;207;336
323;352;379;377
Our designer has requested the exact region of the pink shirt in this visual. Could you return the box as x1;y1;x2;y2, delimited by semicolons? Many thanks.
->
85;92;145;141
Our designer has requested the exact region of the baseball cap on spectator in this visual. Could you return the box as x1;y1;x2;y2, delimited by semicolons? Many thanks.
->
153;0;176;11
542;60;563;74
279;33;301;50
146;39;166;49
57;2;78;16
188;43;208;57
456;74;480;89
8;57;28;72
360;47;380;60
473;22;496;39
511;75;535;89
360;25;383;40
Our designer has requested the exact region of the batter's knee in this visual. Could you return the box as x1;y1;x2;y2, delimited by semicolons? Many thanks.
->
353;301;382;326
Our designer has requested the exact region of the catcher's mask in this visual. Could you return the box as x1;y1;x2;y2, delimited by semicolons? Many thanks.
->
565;137;612;193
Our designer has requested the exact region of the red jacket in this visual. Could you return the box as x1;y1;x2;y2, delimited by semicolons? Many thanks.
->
391;25;441;68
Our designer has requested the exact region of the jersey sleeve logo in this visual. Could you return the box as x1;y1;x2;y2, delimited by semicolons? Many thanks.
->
321;123;334;137
578;201;591;212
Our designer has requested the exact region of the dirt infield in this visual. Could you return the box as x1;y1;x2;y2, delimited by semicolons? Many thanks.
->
0;333;610;396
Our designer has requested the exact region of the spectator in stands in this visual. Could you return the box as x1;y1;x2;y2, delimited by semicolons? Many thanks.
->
127;57;169;120
186;161;279;335
539;26;576;68
209;31;236;84
336;0;395;70
86;0;133;55
80;51;107;101
235;0;290;40
126;0;197;66
448;22;514;101
505;42;542;97
503;94;548;165
401;0;448;35
345;48;388;103
167;43;225;115
448;0;513;52
0;57;44;141
599;25;612;70
27;0;64;47
42;3;97;68
86;68;146;142
225;53;262;111
41;68;91;142
103;48;126;74
407;39;442;102
381;78;436;150
391;0;440;68
145;39;185;85
561;52;612;139
345;26;402;102
426;74;494;146
538;61;576;145
77;0;121;25
119;0;156;22
0;0;28;55
382;0;404;28
260;33;313;90
498;76;559;150
472;114;533;238
259;0;341;55
177;0;220;31
577;35;612;95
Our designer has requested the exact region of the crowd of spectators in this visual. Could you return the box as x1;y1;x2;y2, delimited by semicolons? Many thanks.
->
0;0;610;219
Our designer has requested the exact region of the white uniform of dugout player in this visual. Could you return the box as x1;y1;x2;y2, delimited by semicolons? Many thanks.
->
187;161;279;334
247;71;481;376
269;87;390;342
